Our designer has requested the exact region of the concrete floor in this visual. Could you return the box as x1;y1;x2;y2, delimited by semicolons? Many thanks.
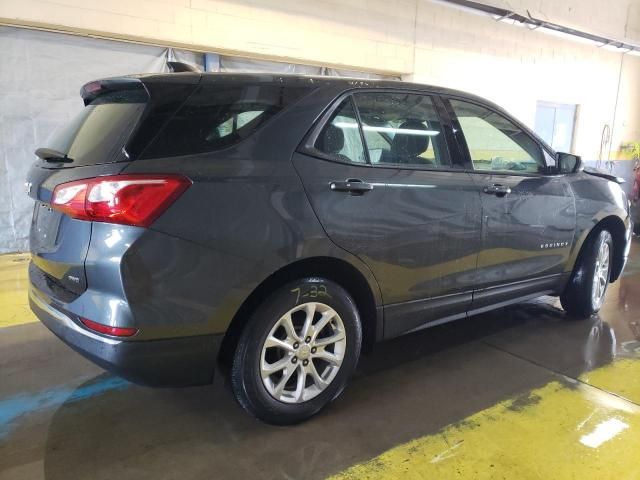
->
2;241;640;479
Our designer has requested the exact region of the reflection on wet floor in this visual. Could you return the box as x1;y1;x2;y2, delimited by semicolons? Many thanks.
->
1;240;639;479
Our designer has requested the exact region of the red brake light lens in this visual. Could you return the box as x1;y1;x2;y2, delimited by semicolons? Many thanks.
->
80;318;138;337
51;174;191;227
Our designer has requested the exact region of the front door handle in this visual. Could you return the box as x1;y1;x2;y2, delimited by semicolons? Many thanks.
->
330;179;374;195
483;184;511;197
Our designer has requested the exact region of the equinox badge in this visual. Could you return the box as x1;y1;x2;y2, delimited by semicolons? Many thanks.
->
540;242;569;249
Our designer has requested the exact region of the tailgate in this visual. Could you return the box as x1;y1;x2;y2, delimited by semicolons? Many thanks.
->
27;78;151;300
27;164;128;300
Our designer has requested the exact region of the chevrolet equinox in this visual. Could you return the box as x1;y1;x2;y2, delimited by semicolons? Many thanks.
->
27;73;632;424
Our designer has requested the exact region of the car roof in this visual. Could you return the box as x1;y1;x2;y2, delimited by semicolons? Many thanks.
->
131;72;485;101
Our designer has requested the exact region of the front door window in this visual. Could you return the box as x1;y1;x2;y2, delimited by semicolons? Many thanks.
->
450;99;544;174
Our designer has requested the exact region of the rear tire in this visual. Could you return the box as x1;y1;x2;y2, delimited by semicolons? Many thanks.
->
231;278;362;425
561;229;613;318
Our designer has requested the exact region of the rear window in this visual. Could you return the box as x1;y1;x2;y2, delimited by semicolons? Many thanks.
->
43;90;147;166
141;84;310;158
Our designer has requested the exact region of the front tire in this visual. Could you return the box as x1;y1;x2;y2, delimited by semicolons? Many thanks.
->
561;229;613;318
231;278;362;425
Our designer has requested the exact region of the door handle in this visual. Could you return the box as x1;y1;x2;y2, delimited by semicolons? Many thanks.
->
330;179;374;195
483;184;511;197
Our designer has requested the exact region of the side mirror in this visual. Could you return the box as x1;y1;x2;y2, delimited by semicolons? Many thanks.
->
557;152;583;174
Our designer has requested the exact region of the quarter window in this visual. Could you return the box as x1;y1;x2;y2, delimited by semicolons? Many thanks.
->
353;93;451;168
450;100;544;174
314;99;366;163
142;84;310;158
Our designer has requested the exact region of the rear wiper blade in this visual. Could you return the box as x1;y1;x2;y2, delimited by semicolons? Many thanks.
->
35;147;74;163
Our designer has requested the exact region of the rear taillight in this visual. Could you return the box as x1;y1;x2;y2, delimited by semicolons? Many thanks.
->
51;174;191;227
81;318;138;337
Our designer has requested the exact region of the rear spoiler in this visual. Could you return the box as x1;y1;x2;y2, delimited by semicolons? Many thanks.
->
583;167;626;184
167;61;200;73
80;77;149;106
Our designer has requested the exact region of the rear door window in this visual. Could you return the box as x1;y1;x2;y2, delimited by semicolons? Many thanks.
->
142;84;310;158
353;92;451;168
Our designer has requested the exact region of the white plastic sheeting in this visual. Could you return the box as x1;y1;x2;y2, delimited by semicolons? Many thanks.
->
0;26;168;253
214;54;395;79
0;26;397;253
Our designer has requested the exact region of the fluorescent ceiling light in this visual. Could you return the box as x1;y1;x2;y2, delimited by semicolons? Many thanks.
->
334;122;440;136
430;0;491;17
496;17;526;27
433;0;640;55
363;125;440;136
601;43;632;53
537;26;602;46
333;122;358;129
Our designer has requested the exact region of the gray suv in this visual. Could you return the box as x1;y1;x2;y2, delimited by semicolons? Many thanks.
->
27;73;632;424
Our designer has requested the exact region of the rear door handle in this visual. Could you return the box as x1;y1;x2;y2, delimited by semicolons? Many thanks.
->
330;179;374;195
483;184;511;197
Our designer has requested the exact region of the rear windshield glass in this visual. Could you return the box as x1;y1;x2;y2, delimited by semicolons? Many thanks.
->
43;90;147;166
141;84;311;158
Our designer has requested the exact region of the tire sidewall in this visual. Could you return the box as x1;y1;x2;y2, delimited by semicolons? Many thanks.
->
233;277;362;424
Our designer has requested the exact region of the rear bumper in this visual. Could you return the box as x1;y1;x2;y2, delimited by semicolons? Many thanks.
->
29;285;222;387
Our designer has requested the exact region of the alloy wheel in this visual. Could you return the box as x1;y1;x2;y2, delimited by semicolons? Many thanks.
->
592;241;610;308
260;302;346;404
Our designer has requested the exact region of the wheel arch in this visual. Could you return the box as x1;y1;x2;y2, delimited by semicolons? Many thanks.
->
217;256;382;371
569;215;628;283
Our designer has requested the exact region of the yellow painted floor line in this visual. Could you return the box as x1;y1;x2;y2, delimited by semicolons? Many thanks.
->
0;253;37;328
330;359;640;480
581;358;640;405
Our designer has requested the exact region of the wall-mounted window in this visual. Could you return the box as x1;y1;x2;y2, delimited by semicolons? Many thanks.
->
534;101;577;153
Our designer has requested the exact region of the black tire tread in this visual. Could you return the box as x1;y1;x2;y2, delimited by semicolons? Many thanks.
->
560;229;613;318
